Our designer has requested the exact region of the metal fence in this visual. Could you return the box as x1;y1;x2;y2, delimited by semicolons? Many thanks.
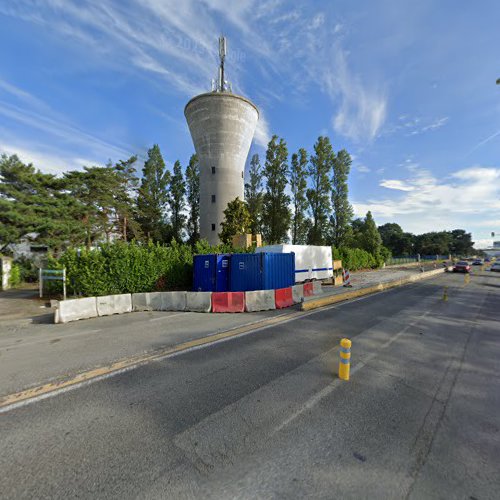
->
385;257;418;266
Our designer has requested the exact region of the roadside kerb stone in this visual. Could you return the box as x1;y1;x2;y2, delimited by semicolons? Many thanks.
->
160;291;187;311
96;294;132;317
186;292;212;312
245;290;276;312
55;297;98;324
292;284;304;304
132;292;163;311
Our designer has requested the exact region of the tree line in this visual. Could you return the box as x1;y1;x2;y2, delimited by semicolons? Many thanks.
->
0;134;476;260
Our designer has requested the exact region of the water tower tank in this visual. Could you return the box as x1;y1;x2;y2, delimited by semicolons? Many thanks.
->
184;37;259;245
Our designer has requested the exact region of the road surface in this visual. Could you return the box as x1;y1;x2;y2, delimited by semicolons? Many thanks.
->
1;271;499;499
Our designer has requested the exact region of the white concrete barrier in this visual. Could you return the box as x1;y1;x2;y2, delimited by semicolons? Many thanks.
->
186;292;212;312
132;292;163;311
160;291;187;311
55;297;98;324
245;290;276;312
312;281;323;295
96;294;132;317
292;284;304;304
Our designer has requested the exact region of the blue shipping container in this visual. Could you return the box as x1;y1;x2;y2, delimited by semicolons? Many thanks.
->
193;254;230;292
229;252;295;292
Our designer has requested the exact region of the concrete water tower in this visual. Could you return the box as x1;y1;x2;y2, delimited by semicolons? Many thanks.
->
184;36;259;245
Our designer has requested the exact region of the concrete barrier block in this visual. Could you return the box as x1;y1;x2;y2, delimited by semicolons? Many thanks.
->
303;282;314;297
55;297;98;324
245;290;276;312
186;291;212;312
292;284;304;304
312;281;323;295
96;294;132;317
160;291;187;311
275;287;294;309
132;292;163;311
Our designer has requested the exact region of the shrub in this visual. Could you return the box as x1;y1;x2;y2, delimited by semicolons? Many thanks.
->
8;263;21;287
333;247;379;271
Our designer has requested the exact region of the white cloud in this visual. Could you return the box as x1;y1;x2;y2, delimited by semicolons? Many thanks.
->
355;165;371;173
380;179;415;191
253;111;271;149
353;166;500;239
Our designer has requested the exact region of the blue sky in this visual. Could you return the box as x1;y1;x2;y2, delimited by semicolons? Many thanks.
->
1;0;499;247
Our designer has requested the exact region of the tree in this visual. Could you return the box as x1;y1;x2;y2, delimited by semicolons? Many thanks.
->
219;197;251;244
378;223;414;256
262;136;291;244
113;156;141;242
414;231;452;256
137;145;170;242
168;160;186;242
0;154;85;253
449;229;474;256
245;154;264;235
354;211;382;255
185;154;200;244
307;136;333;245
289;148;309;244
330;149;354;248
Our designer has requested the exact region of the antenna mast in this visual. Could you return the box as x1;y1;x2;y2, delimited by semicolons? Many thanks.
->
217;36;230;92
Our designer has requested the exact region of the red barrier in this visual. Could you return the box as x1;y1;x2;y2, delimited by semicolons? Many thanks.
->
275;287;294;309
211;292;245;313
303;282;314;297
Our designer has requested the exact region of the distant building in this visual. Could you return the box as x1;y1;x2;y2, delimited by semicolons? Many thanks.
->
7;233;48;264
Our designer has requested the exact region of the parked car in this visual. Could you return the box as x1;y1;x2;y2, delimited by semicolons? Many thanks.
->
490;262;500;272
485;257;491;262
453;261;471;273
472;259;483;265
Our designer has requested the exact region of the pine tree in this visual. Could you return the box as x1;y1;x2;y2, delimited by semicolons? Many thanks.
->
168;160;186;242
137;145;170;242
262;135;291;244
290;148;309;244
330;149;354;248
0;154;85;253
307;136;333;245
219;197;251;244
245;154;264;235
185;154;200;244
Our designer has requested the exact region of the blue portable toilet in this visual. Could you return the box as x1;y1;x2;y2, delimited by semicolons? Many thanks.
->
193;254;230;292
229;252;295;292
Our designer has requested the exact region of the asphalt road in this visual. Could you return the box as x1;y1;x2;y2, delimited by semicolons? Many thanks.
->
1;271;499;499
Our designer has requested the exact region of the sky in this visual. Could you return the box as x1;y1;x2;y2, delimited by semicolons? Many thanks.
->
0;0;499;248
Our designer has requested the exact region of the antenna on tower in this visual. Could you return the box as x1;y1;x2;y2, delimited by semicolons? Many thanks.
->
217;35;230;92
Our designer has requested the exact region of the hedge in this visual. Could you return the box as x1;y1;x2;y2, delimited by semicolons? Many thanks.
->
47;240;253;297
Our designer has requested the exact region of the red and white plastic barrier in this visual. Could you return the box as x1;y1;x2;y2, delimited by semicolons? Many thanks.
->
212;292;245;313
303;282;314;297
275;287;294;309
342;269;352;287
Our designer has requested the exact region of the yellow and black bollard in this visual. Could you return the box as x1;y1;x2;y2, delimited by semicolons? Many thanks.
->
464;273;470;285
442;286;448;301
338;338;351;381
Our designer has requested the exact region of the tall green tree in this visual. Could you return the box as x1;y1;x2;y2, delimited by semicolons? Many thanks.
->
245;154;264;235
449;229;474;256
168;160;186;242
378;223;414;256
185;154;200;244
137;145;170;242
113;156;141;242
0;154;85;252
262;135;291;244
289;148;309;244
219;197;251;244
354;211;382;255
307;136;333;245
330;149;354;248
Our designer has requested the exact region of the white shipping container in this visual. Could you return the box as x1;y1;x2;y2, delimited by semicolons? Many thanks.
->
255;245;333;283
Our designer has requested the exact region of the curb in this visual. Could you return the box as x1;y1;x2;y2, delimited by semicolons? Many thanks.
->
301;268;445;311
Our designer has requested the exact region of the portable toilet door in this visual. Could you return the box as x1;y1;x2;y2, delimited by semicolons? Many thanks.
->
193;254;216;291
215;254;230;292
